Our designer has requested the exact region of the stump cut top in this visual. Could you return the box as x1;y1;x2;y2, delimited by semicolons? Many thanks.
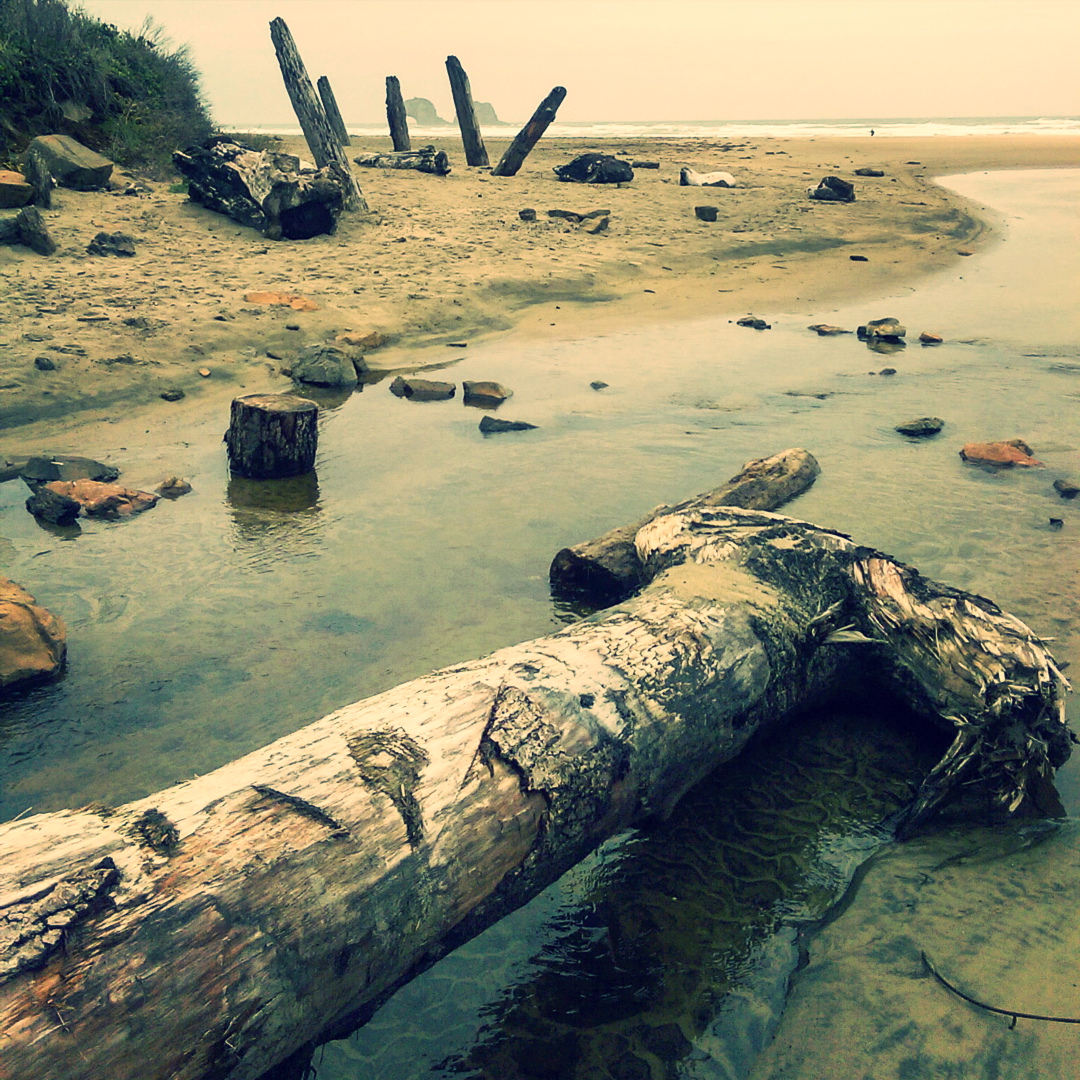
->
233;393;319;414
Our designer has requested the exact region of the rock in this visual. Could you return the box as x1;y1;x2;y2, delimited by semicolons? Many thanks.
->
336;330;386;350
479;415;537;434
404;97;451;125
679;168;736;187
462;381;512;407
1053;479;1080;499
0;206;57;255
878;368;897;376
39;479;158;518
389;376;455;401
25;134;113;190
553;154;633;184
157;476;193;498
808;324;851;335
895;417;944;436
160;388;185;401
518;208;537;222
547;209;582;222
199;368;211;377
737;316;771;330
291;344;359;388
0;170;33;209
1050;517;1064;529
854;167;885;177
25;485;82;525
87;231;136;257
244;291;318;311
960;440;1043;468
0;577;66;690
580;214;609;234
808;176;855;202
858;317;906;341
694;205;719;222
33;355;56;371
20;455;119;487
173;137;347;240
919;331;944;344
849;254;868;261
590;381;609;390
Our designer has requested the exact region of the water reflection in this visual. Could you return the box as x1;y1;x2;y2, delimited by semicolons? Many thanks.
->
225;470;323;566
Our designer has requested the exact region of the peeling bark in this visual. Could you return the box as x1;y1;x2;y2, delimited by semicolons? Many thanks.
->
0;464;1069;1080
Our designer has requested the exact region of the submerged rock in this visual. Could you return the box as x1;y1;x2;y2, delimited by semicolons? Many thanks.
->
479;416;537;434
389;376;455;401
960;440;1043;468
462;381;512;408
895;417;944;437
29;479;158;519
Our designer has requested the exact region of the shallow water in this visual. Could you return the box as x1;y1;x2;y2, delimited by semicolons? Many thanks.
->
2;170;1079;1078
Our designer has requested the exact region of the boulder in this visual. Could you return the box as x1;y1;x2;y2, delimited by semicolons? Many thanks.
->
173;138;347;240
959;440;1043;468
479;415;537;434
0;170;32;209
895;417;944;437
35;479;158;518
291;345;358;388
679;168;736;187
854;167;885;177
462;381;512;408
808;176;855;202
87;231;136;257
25;134;113;190
20;455;119;488
553;154;634;185
389;376;455;401
694;205;719;222
0;577;66;690
858;317;906;341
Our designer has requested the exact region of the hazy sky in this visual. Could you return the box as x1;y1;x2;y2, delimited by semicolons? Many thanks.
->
77;1;1080;126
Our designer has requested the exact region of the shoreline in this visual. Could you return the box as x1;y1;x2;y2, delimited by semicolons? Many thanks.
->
0;133;1076;457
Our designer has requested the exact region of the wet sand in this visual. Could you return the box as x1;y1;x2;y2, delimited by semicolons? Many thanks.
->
1;134;1076;454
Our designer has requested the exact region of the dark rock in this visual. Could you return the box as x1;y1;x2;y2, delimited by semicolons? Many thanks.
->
0;577;66;690
34;355;56;371
479;415;537;434
737;315;771;330
173;138;346;240
553;154;633;185
462;381;512;407
878;367;897;376
9;206;56;255
1054;479;1080;499
25;485;81;525
404;97;451;125
1050;517;1065;529
292;344;358;388
858;317;906;341
849;254;869;261
389;376;455;401
919;331;944;344
854;167;885;177
895;417;944;436
160;388;185;401
580;214;609;234
87;231;136;257
25;134;113;190
590;380;609;390
547;209;582;222
808;175;855;202
518;208;537;221
695;205;719;222
20;455;119;487
632;160;660;169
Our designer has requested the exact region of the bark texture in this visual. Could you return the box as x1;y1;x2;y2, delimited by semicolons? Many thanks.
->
353;146;450;176
0;466;1069;1080
445;55;489;167
225;394;319;478
491;86;567;177
385;76;411;152
316;76;351;147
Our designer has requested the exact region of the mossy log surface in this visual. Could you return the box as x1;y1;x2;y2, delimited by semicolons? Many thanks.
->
0;455;1069;1080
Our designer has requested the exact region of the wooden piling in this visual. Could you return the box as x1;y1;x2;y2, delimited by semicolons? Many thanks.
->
491;86;567;177
225;393;319;478
317;75;351;147
269;18;365;211
385;75;411;152
445;55;488;167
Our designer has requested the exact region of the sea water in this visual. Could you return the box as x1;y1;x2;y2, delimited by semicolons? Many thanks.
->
1;170;1078;1079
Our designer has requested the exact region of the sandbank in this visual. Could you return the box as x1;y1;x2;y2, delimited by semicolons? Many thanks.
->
0;132;1075;455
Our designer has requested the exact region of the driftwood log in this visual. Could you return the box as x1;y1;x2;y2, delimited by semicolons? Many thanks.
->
385;75;411;152
0;452;1070;1080
316;76;351;148
491;86;567;177
225;393;319;478
445;54;489;167
353;145;450;176
269;17;365;212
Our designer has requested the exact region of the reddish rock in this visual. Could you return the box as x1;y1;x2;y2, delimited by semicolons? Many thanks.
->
919;331;944;344
45;479;158;517
0;577;66;690
0;169;33;209
959;440;1043;468
337;330;387;349
389;376;455;401
462;381;512;408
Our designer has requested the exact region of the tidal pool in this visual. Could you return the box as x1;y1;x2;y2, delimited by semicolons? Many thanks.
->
1;170;1078;1079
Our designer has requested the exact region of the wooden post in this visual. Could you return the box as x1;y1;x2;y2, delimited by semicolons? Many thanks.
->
316;75;351;147
491;86;567;177
445;54;488;167
268;18;365;211
385;75;411;152
225;393;319;478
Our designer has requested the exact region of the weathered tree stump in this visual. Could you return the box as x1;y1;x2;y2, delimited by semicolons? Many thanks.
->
385;75;411;152
269;18;365;211
316;75;351;147
491;86;567;177
353;146;450;176
22;147;52;209
445;54;488;167
0;206;56;255
225;393;319;478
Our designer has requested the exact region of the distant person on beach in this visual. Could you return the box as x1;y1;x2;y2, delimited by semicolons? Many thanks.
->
870;129;875;136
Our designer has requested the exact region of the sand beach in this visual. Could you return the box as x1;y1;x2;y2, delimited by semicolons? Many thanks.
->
1;132;1076;453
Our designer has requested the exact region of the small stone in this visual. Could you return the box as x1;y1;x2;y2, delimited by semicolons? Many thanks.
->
919;331;944;344
86;231;136;257
479;415;537;434
694;205;718;222
1053;479;1080;499
858;317;906;340
878;368;897;376
518;208;537;221
580;214;609;234
736;316;770;330
462;381;512;407
34;355;56;371
960;440;1042;468
957;249;974;256
389;376;455;401
547;209;582;222
849;254;868;261
895;417;944;437
590;380;609;390
808;324;850;336
157;476;192;498
198;368;211;377
160;388;185;401
807;175;855;202
1050;518;1065;528
854;167;885;177
286;324;301;331
336;330;386;350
